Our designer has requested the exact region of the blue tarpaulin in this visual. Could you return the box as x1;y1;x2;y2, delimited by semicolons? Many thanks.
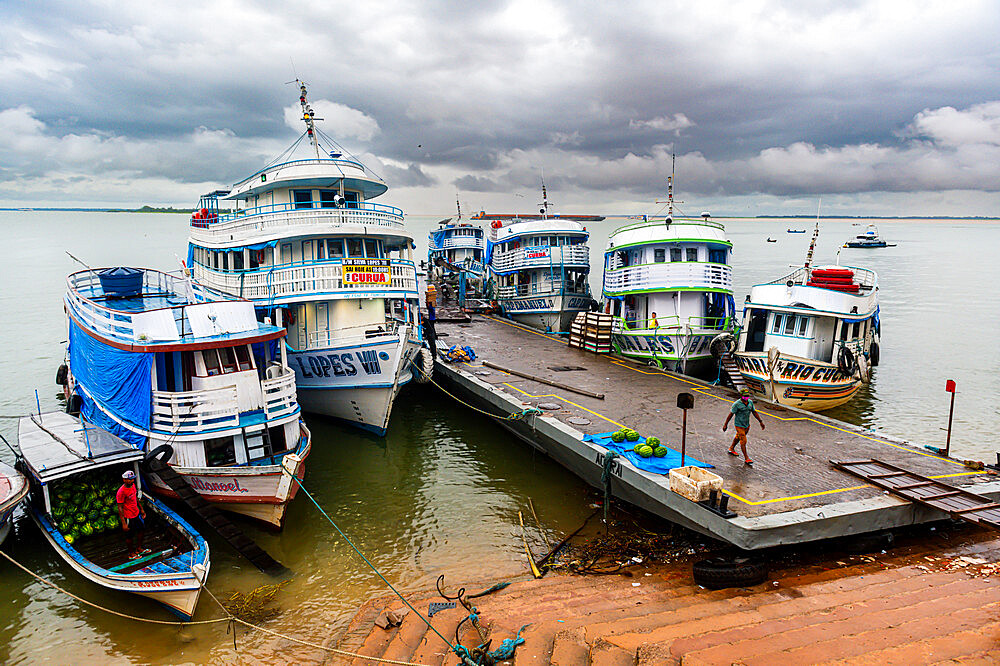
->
69;321;152;448
431;229;448;250
582;432;713;474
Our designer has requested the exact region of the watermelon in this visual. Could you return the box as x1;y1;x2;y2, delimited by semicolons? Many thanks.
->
646;436;660;448
625;430;640;442
653;446;668;458
52;505;65;519
610;430;626;443
64;534;75;545
637;445;654;458
107;515;119;529
80;523;94;537
74;512;87;525
58;519;73;533
633;443;645;454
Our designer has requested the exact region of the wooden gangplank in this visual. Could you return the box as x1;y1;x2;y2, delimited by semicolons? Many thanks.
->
143;454;287;575
831;459;1000;530
720;352;747;392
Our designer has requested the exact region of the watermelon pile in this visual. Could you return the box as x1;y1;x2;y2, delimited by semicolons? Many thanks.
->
50;468;127;546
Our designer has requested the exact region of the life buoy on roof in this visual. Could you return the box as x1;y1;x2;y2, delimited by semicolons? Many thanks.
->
491;220;502;228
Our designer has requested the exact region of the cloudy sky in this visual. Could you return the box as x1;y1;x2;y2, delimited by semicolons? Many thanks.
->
2;0;1000;216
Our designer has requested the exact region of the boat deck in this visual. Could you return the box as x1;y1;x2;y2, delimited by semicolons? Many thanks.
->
72;512;191;574
81;291;189;313
432;315;1000;549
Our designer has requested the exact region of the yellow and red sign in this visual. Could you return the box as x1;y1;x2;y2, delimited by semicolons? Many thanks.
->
343;259;391;285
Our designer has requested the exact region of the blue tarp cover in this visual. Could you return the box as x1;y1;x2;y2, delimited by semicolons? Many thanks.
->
582;431;713;474
69;321;152;447
430;229;448;250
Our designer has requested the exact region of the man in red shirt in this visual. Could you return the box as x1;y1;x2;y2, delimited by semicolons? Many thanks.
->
116;470;147;559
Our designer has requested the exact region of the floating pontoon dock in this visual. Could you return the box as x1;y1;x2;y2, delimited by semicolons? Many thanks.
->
432;316;1000;550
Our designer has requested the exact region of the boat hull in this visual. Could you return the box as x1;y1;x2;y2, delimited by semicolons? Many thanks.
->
733;352;861;411
29;502;209;620
501;294;591;333
611;328;722;376
288;329;420;435
1;462;29;545
145;424;311;529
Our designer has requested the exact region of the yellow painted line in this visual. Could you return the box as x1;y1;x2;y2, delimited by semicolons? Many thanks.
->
501;383;625;429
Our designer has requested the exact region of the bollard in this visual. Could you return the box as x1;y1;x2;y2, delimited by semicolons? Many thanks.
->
676;392;695;467
944;380;956;457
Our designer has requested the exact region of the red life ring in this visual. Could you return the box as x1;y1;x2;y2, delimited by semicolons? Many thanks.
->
254;249;266;263
284;308;296;325
491;220;502;228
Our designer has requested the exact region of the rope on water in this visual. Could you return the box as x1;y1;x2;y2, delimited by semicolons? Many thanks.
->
408;359;542;424
0;549;431;665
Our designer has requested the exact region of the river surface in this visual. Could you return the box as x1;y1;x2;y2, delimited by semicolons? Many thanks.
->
0;211;997;662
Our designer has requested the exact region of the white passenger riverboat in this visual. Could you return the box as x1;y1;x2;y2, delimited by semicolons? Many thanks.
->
18;413;210;619
0;459;28;544
187;83;421;435
602;176;736;375
733;226;880;411
427;200;487;307
61;266;309;528
476;189;602;332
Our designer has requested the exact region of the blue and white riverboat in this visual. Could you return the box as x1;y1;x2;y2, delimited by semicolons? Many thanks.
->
427;199;487;307
18;412;210;619
62;266;309;528
602;176;736;375
0;459;28;544
187;83;421;435
476;187;602;332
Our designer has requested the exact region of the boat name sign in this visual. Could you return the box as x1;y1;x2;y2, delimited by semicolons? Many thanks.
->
187;476;249;494
343;259;391;285
525;246;550;259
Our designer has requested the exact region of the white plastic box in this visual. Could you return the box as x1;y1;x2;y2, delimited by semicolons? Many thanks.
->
669;466;723;502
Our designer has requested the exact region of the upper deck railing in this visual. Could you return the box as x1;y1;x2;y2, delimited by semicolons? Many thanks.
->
191;201;404;236
491;244;590;274
767;266;878;292
233;157;370;188
603;262;733;294
429;235;485;251
609;217;727;237
66;268;267;344
194;258;418;302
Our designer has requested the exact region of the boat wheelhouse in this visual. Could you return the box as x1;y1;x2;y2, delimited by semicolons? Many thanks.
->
187;83;421;435
734;227;881;411
0;459;28;544
18;412;210;619
62;266;309;528
477;189;601;332
427;200;487;308
602;192;736;376
844;224;889;248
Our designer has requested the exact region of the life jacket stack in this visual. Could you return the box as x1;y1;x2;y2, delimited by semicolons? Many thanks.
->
807;267;860;293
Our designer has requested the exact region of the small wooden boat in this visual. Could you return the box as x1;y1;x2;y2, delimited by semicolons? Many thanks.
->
0;460;29;544
17;412;210;619
787;229;806;233
766;237;777;243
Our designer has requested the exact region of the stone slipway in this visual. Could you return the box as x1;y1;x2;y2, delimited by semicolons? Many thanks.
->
431;315;1000;550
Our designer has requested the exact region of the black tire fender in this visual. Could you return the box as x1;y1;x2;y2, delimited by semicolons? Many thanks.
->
56;364;68;386
710;333;736;359
869;341;880;367
143;443;175;469
692;556;769;590
837;346;856;376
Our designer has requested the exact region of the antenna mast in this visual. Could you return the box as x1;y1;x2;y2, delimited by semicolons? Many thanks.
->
803;199;821;270
298;80;322;160
456;195;462;220
538;178;551;219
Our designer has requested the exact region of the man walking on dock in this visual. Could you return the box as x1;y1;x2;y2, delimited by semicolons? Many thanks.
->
722;388;765;465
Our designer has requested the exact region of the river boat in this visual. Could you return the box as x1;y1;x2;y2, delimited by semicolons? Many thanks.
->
17;412;210;619
601;174;736;376
187;82;421;435
844;224;891;248
476;185;602;332
787;229;806;233
427;199;487;308
62;266;310;528
0;460;29;544
733;224;880;411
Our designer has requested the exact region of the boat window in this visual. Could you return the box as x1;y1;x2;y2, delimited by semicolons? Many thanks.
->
346;238;364;257
771;314;784;334
654;249;666;262
708;248;727;264
233;250;244;270
292;189;313;209
203;350;222;376
686;248;698;262
783;315;796;336
205;436;236;466
364;239;380;258
840;321;849;340
853;322;861;339
798;317;809;336
219;347;238;373
328;239;345;258
670;248;682;262
282;243;293;264
222;252;229;270
249;248;260;269
344;191;360;208
317;239;326;260
319;190;339;208
268;425;288;454
234;345;253;371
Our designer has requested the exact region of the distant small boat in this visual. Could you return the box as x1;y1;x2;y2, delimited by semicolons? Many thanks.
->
844;224;893;248
787;229;806;233
766;238;777;243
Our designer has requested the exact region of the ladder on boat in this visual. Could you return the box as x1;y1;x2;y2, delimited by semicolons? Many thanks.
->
143;452;288;575
719;352;747;392
831;459;1000;531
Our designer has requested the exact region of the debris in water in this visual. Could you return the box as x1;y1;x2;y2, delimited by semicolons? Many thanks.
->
222;580;291;624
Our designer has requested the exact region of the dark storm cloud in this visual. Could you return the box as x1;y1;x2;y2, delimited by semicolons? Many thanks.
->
1;0;1000;213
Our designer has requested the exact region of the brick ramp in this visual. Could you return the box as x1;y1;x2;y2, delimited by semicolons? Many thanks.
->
329;546;1000;665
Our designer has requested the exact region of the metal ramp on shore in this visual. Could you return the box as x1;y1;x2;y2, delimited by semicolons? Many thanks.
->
832;459;1000;531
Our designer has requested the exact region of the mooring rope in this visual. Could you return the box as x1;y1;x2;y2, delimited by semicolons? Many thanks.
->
0;549;430;665
408;358;542;424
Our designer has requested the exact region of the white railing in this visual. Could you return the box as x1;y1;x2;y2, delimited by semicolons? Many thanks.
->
151;385;239;434
196;259;418;301
497;282;589;298
431;235;484;250
603;263;732;294
261;369;298;419
491;245;590;273
768;266;878;291
189;206;405;246
307;320;400;350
